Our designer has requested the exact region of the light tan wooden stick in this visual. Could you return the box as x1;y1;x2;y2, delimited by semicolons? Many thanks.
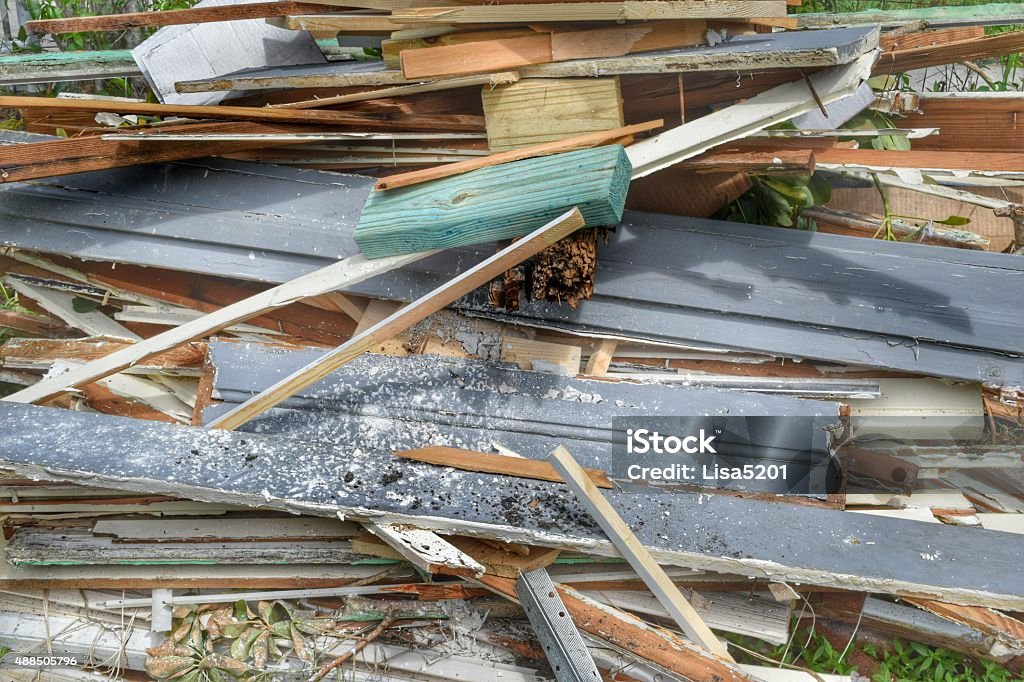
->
548;445;736;662
207;208;586;430
375;120;662;191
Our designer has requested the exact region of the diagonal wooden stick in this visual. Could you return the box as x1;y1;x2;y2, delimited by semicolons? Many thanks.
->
2;251;433;406
207;208;586;431
548;445;736;662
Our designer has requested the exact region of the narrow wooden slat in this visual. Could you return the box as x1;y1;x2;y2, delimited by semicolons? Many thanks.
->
395;446;614;488
26;1;345;34
0;95;483;130
814;148;1024;173
272;72;519;109
548;445;735;661
400;21;706;79
2;252;433;406
0;121;319;183
205;208;586;430
375;120;660;190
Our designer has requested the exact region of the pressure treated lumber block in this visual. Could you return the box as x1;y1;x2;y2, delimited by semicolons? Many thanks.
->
482;78;624;152
352;145;630;259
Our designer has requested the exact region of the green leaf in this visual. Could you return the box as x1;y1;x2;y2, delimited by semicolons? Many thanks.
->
935;215;971;226
71;297;100;313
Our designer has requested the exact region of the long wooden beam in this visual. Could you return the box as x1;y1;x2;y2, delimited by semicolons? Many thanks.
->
206;208;585;430
0;96;483;130
375;120;660;190
390;0;788;24
0;121;319;184
272;72;519;109
395;446;615;488
1;252;433;406
549;446;734;661
25;1;346;34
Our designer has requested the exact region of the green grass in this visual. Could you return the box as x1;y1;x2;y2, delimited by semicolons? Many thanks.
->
728;626;1022;681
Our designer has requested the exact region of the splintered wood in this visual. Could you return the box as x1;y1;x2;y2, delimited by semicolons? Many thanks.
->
531;227;602;308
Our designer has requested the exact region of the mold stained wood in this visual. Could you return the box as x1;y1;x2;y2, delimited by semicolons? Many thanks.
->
0;402;1022;608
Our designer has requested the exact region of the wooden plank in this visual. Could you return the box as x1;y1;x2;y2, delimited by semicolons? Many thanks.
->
798;2;1024;29
813;148;1024;173
269;13;438;33
874;29;1024;75
451;538;560;578
375;119;660;190
5;400;1024;609
676;149;816;174
626;52;874;179
904;598;1024;650
481;78;624;153
887;94;1024;153
364;522;486;577
399;20;706;79
395;446;613;488
272;72;519;109
878;26;984;52
25;1;344;33
0;338;206;376
353;146;628;258
0;95;483;129
93;517;359;543
548;445;735;661
205;208;585;430
500;337;581;375
391;1;788;24
584;338;617;376
477;574;752;681
2;252;432;406
0;121;326;183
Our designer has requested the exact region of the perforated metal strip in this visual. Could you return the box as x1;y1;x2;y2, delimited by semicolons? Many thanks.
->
516;568;601;682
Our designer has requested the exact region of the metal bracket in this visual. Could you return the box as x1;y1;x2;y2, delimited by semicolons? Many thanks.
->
516;568;600;682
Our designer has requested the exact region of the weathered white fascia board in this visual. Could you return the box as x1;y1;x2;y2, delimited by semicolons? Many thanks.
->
823;164;1024;182
626;49;879;179
842;170;1020;210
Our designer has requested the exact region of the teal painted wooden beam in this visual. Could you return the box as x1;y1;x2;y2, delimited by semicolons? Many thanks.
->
353;145;631;259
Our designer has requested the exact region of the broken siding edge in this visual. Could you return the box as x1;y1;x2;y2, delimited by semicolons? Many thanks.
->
5;461;1023;609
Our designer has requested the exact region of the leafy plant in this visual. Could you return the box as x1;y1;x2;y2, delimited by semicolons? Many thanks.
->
145;598;357;680
718;174;831;230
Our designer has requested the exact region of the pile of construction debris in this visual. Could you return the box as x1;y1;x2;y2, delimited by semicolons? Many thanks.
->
1;0;1023;680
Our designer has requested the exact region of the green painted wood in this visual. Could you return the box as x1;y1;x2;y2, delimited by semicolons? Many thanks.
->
353;145;631;259
797;2;1024;28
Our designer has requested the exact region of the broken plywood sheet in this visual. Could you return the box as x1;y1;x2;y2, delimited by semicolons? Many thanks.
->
1;402;1023;608
133;0;325;105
